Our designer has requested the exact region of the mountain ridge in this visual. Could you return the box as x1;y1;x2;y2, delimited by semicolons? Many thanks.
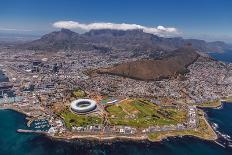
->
17;29;232;54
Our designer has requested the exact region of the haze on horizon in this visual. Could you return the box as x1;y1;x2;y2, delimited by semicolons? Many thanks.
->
0;0;232;43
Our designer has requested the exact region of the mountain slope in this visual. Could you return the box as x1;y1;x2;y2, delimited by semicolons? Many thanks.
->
96;47;200;81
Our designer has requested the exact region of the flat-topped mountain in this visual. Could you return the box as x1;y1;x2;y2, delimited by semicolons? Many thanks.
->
96;47;200;81
18;29;231;54
18;29;93;51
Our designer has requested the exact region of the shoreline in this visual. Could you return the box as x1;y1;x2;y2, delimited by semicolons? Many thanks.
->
2;101;230;143
16;125;217;144
195;99;232;109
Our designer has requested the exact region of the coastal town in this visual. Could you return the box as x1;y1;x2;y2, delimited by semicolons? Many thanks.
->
0;45;230;141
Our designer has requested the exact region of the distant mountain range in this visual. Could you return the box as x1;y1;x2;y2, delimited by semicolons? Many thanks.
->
0;33;40;42
18;29;232;54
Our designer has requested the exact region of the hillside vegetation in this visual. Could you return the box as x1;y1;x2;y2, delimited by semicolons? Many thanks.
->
97;47;199;80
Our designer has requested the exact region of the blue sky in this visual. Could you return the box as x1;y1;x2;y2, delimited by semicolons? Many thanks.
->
0;0;232;42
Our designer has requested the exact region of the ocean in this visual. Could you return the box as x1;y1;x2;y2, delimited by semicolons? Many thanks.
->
209;50;232;63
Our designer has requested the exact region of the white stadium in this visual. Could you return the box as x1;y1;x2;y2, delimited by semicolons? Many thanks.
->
70;99;97;113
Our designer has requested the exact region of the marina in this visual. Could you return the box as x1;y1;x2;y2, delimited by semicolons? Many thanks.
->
29;119;51;131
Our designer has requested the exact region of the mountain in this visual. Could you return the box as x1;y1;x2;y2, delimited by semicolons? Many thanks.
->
95;47;200;81
18;29;232;54
207;41;231;53
18;29;93;51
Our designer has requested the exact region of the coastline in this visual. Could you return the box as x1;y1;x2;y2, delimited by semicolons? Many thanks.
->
10;109;218;143
0;106;31;118
195;98;232;109
195;100;222;109
2;100;230;143
16;126;216;143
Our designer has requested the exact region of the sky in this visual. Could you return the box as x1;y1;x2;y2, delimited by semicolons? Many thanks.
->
0;0;232;42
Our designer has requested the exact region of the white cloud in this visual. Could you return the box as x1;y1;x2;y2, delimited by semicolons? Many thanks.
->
53;21;179;36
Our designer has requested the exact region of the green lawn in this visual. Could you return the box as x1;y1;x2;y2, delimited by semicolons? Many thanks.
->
107;105;127;118
59;109;102;129
106;99;187;128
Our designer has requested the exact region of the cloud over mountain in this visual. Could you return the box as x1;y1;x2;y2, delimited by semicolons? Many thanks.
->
53;21;179;36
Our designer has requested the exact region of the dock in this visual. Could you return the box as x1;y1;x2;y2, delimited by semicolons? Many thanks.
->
17;129;46;134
